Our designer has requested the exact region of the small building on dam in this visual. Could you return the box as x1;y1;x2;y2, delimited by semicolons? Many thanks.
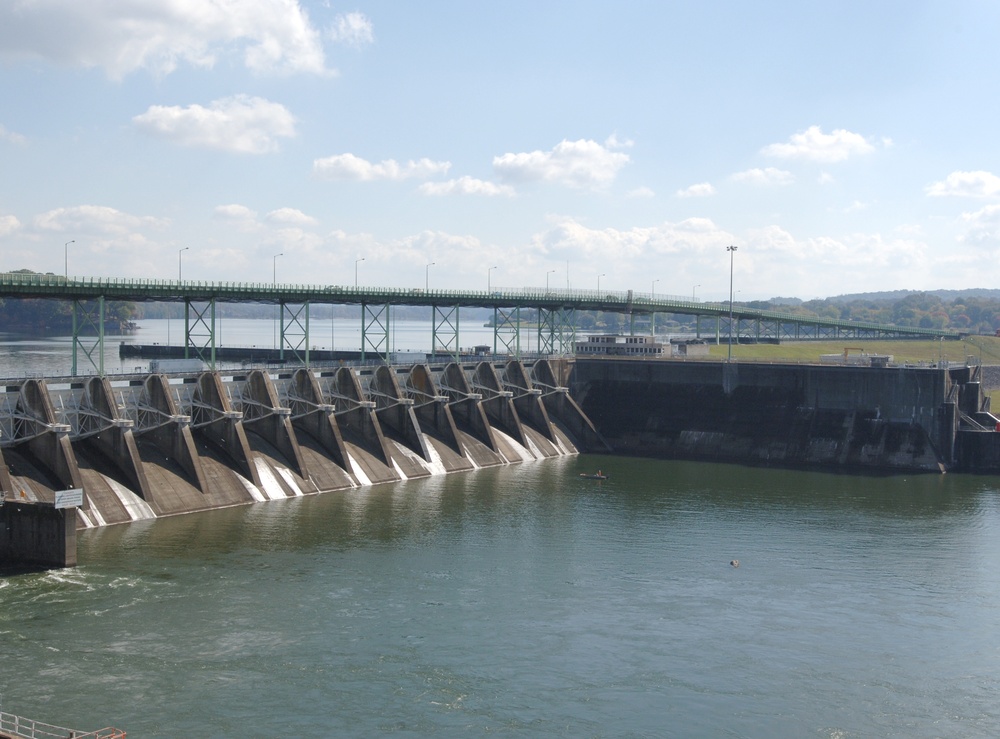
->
4;355;1000;568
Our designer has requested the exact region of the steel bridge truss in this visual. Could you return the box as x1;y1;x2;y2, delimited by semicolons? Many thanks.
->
493;307;521;357
184;299;216;368
537;307;577;355
361;302;390;363
432;304;460;360
280;301;310;366
72;297;104;376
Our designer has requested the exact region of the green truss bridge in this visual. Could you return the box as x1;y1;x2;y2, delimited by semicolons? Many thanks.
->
0;272;962;375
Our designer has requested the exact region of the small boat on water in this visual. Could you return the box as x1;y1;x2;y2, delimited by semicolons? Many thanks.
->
579;470;609;480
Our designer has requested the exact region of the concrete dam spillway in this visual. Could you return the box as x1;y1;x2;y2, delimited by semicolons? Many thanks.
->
5;355;1000;568
0;359;605;568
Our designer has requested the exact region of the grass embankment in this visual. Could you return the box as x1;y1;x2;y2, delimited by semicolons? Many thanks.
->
703;336;1000;365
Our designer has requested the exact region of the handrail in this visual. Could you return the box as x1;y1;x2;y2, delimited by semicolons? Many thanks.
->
0;710;125;739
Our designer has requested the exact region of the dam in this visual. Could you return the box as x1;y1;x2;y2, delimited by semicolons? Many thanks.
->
0;358;603;568
5;354;1000;569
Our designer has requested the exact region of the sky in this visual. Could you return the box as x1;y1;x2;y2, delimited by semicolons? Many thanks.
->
2;1;1000;302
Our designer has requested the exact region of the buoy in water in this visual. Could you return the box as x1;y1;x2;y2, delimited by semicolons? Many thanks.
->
730;559;739;568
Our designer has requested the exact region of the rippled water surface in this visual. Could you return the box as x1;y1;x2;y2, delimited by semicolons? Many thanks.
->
4;457;1000;737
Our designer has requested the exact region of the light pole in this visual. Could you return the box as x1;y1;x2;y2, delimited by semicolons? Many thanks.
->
355;256;364;288
64;240;74;278
488;265;497;292
546;269;556;292
273;252;283;284
272;252;283;349
651;279;659;335
178;246;189;281
727;245;738;362
598;273;605;292
693;284;700;301
425;262;435;291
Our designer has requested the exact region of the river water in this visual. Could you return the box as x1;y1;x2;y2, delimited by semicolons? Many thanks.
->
4;460;1000;736
3;324;1000;736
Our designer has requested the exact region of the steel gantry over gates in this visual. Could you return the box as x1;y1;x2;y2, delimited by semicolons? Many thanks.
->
0;272;962;375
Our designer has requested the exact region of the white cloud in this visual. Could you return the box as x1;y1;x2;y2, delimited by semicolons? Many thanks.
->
33;205;168;235
0;214;22;237
133;95;296;154
958;203;1000;247
0;0;330;79
0;124;27;145
313;153;451;181
530;215;736;262
266;207;318;225
762;126;876;163
417;177;514;197
214;204;258;221
605;133;634;149
328;12;374;47
676;182;715;198
493;138;630;189
730;168;794;186
926;171;1000;198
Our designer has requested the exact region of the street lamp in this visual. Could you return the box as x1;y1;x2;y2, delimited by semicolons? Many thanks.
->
272;252;284;349
355;256;365;288
727;245;738;362
273;252;283;284
488;265;497;292
546;269;556;292
651;279;660;335
178;246;189;281
693;284;700;301
425;262;435;291
64;240;74;278
598;273;605;292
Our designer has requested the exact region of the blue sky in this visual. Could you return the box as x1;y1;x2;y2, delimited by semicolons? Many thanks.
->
2;1;1000;301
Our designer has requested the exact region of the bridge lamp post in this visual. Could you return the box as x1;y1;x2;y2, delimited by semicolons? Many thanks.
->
272;252;284;349
64;240;74;279
693;284;700;300
178;246;189;281
425;262;435;291
272;253;283;284
727;245;738;362
651;279;659;335
598;273;605;292
355;257;365;288
546;269;556;293
488;265;497;292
